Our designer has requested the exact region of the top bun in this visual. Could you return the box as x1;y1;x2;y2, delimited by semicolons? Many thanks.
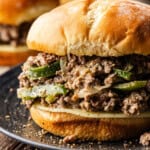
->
27;0;150;57
0;0;59;25
59;0;73;5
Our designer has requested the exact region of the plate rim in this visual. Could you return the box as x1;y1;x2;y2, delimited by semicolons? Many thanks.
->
0;65;67;150
0;126;66;150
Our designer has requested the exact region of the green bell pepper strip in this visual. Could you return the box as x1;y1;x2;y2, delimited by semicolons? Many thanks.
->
114;69;132;80
27;61;60;79
113;80;147;91
45;95;56;103
17;84;68;103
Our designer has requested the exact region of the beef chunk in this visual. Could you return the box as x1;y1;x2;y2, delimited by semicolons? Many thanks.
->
18;54;150;115
140;132;150;146
80;90;120;112
122;90;149;115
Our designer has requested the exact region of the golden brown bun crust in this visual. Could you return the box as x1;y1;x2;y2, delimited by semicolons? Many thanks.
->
30;104;150;141
27;0;150;56
0;46;37;66
59;0;73;5
0;0;59;25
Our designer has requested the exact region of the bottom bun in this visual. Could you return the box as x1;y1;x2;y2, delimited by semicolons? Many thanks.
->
30;103;150;141
0;45;37;66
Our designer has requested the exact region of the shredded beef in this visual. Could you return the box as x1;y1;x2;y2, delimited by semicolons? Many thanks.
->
122;90;149;115
23;53;59;70
140;132;150;146
18;53;150;115
65;66;97;89
80;90;120;112
0;22;31;46
19;72;31;88
104;73;118;85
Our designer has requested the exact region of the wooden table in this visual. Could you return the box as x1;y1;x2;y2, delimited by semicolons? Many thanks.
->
0;134;34;150
0;67;37;150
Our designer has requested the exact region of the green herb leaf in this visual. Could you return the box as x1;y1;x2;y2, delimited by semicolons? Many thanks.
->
114;69;132;80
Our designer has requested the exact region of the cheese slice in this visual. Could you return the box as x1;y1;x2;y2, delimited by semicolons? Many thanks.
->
35;104;150;118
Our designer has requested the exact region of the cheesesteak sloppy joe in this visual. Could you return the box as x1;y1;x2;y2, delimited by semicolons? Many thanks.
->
0;0;58;65
17;0;150;141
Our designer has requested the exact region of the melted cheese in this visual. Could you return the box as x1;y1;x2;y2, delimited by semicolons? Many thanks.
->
35;104;150;118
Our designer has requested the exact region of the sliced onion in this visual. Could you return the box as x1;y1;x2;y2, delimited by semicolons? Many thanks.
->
77;84;111;98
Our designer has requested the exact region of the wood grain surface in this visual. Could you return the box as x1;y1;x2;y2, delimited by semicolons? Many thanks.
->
0;133;37;150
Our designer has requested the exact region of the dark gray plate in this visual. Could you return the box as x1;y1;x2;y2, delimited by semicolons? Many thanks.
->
0;65;148;150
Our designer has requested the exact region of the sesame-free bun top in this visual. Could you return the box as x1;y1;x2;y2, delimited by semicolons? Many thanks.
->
59;0;73;5
27;0;150;57
0;0;59;25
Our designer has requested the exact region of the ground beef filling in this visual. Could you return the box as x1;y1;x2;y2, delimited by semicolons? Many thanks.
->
18;53;150;115
0;22;31;46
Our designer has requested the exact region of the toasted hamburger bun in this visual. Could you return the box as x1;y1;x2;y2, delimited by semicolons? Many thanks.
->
27;0;150;56
0;0;59;66
30;103;150;141
27;0;150;141
59;0;73;5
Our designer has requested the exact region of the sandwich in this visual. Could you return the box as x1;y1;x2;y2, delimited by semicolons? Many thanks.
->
17;0;150;142
0;0;58;65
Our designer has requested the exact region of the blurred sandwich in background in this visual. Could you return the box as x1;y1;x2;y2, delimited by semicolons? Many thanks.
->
0;0;58;66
